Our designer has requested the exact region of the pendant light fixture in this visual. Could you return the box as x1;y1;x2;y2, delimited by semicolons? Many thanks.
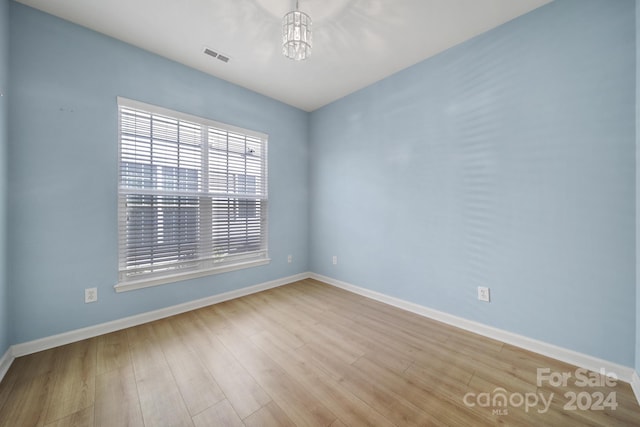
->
282;0;312;61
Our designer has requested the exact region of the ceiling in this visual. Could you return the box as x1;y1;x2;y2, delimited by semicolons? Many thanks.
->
16;0;552;112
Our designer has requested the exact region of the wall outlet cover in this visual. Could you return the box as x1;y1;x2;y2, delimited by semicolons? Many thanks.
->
478;286;490;302
85;287;98;303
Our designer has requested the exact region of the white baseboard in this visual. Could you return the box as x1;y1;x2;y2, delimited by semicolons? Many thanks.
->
0;347;14;383
310;273;637;386
631;371;640;405
11;272;311;357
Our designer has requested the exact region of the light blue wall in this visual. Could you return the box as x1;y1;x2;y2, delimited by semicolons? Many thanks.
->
0;0;8;356
635;0;640;373
8;2;309;343
310;0;636;366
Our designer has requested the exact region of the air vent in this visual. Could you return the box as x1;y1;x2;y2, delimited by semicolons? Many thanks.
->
203;48;218;58
203;47;230;64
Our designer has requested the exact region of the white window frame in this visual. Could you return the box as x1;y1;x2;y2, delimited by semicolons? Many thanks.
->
115;97;269;292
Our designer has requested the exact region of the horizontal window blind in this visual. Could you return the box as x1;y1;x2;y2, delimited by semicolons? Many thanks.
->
117;98;268;286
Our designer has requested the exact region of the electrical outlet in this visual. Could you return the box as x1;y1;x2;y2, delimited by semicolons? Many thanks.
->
332;255;338;265
287;254;292;263
477;286;490;302
85;287;98;304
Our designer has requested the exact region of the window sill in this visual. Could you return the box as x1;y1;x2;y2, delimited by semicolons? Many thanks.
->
114;258;271;293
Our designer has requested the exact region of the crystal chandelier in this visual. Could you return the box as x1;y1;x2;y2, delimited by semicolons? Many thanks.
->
282;0;312;61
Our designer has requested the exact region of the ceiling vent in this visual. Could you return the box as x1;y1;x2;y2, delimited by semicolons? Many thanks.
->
203;47;230;63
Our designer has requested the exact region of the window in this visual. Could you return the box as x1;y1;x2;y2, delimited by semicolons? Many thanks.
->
116;98;268;291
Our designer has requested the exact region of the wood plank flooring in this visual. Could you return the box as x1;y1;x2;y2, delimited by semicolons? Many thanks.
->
0;279;638;426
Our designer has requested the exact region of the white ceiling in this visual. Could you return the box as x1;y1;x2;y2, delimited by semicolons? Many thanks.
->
16;0;552;112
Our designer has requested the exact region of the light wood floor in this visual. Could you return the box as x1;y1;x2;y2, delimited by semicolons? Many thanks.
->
0;279;638;426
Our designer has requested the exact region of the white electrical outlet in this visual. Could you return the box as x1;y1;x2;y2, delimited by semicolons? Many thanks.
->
332;255;338;265
287;254;292;263
477;286;490;302
85;287;98;303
